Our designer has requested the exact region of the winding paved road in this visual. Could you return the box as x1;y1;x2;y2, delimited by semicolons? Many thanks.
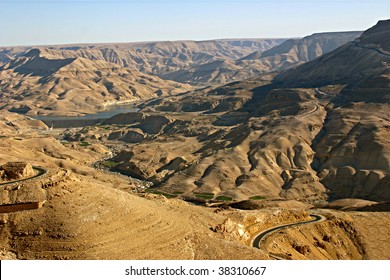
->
0;166;47;186
0;166;48;213
252;214;326;250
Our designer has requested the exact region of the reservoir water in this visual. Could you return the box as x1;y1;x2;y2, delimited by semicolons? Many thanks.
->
33;104;139;121
31;104;139;128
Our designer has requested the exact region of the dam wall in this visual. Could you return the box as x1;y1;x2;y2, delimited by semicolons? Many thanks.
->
41;118;105;128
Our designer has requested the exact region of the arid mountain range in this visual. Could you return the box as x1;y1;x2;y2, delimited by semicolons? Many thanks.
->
68;21;388;204
0;48;191;116
0;33;361;87
0;20;389;260
0;32;362;115
0;39;285;70
162;31;362;85
0;39;284;115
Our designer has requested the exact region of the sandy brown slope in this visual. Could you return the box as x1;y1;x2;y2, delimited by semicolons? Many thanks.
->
0;122;271;260
0;110;48;135
260;209;390;260
348;212;390;259
0;122;261;260
0;49;191;116
0;114;388;260
2;175;250;260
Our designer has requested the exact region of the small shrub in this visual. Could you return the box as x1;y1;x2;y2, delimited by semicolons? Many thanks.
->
194;193;214;200
145;189;177;198
173;191;184;195
249;195;265;200
160;193;177;199
216;195;233;201
103;161;120;168
79;141;90;147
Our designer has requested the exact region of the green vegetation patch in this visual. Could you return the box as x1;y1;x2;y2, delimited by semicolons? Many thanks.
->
145;189;162;195
79;141;91;147
145;189;177;199
194;193;214;200
173;191;184;195
102;161;120;168
249;195;266;200
160;193;178;199
216;195;233;201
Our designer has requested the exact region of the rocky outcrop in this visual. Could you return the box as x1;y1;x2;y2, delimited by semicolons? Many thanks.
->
137;115;172;134
0;162;35;182
107;129;145;143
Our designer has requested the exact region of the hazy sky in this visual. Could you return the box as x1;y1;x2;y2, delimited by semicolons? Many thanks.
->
0;0;389;46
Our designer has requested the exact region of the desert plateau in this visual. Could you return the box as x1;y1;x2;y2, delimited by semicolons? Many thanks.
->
0;13;389;261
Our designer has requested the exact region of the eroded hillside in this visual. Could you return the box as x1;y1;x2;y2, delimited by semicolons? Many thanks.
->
1;21;389;260
60;21;390;204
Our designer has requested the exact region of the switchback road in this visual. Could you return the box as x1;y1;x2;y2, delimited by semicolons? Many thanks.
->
252;214;326;249
0;166;47;186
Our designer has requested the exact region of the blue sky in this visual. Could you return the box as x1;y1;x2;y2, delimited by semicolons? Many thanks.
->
0;0;389;46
